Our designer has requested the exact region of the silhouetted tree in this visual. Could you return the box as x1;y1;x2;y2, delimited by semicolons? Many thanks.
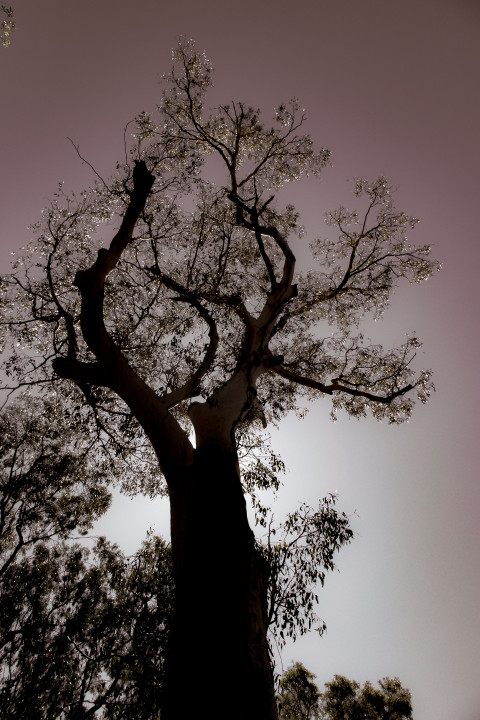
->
0;397;173;718
278;662;321;720
0;534;173;719
319;674;413;720
0;39;438;719
278;667;413;720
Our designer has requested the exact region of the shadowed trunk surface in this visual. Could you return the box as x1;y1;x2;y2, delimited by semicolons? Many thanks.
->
164;441;278;720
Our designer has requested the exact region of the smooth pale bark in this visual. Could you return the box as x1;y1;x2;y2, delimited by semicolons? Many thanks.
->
164;440;278;720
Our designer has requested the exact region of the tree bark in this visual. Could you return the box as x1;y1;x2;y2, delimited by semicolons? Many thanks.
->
164;440;278;720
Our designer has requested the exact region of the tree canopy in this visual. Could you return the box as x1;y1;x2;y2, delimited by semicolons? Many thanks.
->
1;41;438;466
277;664;413;720
319;674;413;720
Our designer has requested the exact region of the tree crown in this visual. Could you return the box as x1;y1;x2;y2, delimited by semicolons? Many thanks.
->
0;39;439;492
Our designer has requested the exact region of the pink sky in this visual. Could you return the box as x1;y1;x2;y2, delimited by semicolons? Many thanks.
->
2;2;480;718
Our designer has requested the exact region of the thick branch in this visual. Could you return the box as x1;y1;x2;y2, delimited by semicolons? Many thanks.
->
52;358;106;386
73;161;155;360
51;164;194;475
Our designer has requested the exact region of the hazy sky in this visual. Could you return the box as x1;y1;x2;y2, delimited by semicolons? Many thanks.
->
1;2;480;719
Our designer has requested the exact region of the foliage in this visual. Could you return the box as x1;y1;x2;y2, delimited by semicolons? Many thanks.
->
278;666;413;720
278;662;321;720
0;395;111;579
319;674;413;720
0;397;171;717
1;5;14;47
259;496;354;644
0;534;173;719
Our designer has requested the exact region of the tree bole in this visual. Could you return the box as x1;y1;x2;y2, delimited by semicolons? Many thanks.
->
164;442;278;720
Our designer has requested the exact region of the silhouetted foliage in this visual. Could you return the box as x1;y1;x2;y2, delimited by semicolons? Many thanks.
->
0;534;173;719
261;498;353;645
0;395;110;580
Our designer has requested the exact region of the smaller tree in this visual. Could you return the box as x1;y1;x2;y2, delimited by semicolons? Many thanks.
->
0;534;173;719
0;396;174;718
319;676;361;720
278;662;321;720
319;674;413;720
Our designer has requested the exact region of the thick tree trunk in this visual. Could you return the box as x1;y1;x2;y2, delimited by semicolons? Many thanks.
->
164;440;278;720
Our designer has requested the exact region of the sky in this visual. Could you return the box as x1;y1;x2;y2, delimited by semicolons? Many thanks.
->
1;1;480;718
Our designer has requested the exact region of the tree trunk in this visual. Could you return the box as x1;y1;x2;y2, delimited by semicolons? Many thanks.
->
164;440;278;720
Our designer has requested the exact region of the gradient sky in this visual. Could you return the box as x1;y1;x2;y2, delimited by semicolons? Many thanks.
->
1;2;479;719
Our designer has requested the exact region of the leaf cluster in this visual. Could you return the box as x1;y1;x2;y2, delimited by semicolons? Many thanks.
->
258;495;354;644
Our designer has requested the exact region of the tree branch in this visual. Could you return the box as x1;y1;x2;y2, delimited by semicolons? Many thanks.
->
272;364;414;404
146;267;220;408
73;160;155;360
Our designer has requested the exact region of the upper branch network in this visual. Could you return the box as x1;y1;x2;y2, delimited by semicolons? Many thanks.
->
0;39;439;443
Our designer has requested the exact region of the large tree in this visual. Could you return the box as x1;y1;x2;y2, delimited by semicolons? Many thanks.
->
0;40;438;719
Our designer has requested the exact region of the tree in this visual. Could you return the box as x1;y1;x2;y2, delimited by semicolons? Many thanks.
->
0;534;173;719
319;674;413;720
277;667;413;720
278;662;321;720
0;40;439;719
